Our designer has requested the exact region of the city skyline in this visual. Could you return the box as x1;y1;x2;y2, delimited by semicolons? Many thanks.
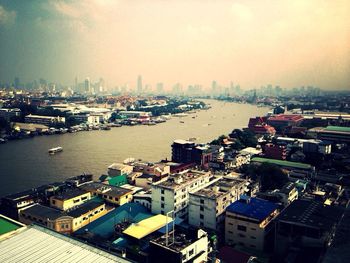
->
0;0;349;90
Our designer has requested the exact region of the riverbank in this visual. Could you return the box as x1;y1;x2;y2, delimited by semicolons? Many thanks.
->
0;100;270;196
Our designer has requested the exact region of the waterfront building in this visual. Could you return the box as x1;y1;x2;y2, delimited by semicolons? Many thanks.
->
24;114;65;126
151;170;213;219
149;229;209;263
171;139;196;164
133;190;152;210
274;199;344;261
19;199;106;234
225;196;279;251
80;182;133;206
188;177;247;231
267;114;303;133
0;224;131;262
73;114;100;125
108;163;134;177
0;108;21;121
50;189;91;211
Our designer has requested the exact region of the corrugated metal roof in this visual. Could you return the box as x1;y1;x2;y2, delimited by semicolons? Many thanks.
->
251;157;312;170
0;225;130;263
123;214;172;239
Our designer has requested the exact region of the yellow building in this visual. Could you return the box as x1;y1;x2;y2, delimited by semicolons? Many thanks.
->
19;200;107;234
50;189;91;211
80;182;133;206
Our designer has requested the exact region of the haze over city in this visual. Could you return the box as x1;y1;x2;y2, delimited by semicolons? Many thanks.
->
0;0;349;90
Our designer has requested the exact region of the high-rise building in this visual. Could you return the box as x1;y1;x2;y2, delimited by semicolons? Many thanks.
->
156;82;164;94
14;77;20;89
137;75;142;94
84;78;90;93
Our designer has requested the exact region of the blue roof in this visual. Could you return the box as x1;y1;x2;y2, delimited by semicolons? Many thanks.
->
226;196;278;222
75;203;153;238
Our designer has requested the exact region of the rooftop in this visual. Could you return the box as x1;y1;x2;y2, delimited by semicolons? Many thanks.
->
277;199;343;230
173;139;195;145
226;196;278;222
191;177;246;199
251;157;313;170
52;188;88;201
324;126;350;133
268;114;303;122
108;163;132;171
0;225;130;262
80;182;132;197
21;204;64;220
0;215;24;236
155;170;211;190
123;214;172;239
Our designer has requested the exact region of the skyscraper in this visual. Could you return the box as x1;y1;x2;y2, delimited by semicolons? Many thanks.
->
137;75;142;94
84;78;90;93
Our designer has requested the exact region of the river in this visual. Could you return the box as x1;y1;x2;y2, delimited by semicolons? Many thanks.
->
0;100;269;197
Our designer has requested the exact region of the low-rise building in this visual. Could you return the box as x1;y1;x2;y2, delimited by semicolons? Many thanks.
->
188;177;247;231
149;229;209;263
50;189;91;211
0;224;131;262
308;126;350;143
108;163;134;177
152;170;213;219
225;196;279;251
264;143;288;160
80;182;133;206
19;199;107;234
0;108;21;121
274;199;344;261
24;114;65;126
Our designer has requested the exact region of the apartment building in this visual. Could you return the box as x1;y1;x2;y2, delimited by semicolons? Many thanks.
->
188;177;247;231
152;170;212;219
225;196;279;251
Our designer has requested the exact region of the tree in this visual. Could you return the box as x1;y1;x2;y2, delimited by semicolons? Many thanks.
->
244;163;288;191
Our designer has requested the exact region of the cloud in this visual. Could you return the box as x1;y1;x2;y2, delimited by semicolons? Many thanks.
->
0;5;16;26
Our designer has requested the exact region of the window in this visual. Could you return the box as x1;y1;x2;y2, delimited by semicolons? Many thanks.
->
189;249;194;256
251;228;256;231
161;189;165;194
161;204;164;208
238;233;246;238
114;197;119;201
200;206;204;211
237;225;247;232
52;200;56;205
200;214;204;220
161;196;165;201
250;236;256;239
200;199;204;204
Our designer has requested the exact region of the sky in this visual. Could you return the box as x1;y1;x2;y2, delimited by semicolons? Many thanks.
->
0;0;349;90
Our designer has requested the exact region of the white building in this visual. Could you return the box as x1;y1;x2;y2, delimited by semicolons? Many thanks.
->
24;114;65;126
149;229;209;263
151;170;213;219
188;177;247;231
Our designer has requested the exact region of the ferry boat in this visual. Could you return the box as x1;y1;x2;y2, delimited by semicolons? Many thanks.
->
48;147;63;154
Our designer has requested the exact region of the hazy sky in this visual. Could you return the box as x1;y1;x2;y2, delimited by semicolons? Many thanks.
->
0;0;349;90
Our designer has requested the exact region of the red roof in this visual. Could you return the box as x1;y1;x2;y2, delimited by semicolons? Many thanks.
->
218;246;252;263
268;114;303;122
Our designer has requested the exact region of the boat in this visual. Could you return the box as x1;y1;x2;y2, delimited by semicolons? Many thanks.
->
48;147;63;154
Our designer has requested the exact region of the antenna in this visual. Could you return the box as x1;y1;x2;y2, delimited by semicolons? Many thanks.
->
165;210;175;247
